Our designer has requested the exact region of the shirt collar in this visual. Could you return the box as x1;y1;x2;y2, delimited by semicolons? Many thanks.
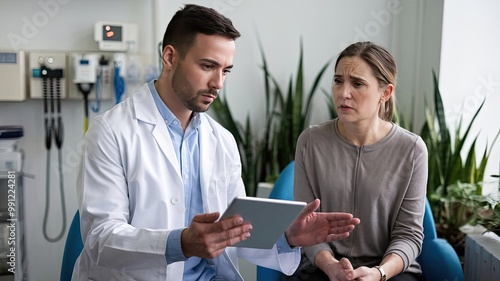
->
148;80;201;128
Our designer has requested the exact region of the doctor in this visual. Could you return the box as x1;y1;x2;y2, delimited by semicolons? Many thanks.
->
73;4;360;281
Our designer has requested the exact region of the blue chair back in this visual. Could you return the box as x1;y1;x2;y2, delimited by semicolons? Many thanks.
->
269;161;295;201
257;161;295;280
422;197;438;241
417;199;464;281
60;210;83;281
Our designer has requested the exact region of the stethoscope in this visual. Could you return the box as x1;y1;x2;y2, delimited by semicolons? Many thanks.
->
40;63;67;243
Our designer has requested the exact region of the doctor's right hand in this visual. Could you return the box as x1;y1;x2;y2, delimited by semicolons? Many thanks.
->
181;212;253;259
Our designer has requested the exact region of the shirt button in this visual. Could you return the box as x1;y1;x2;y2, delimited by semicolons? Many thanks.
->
183;174;189;180
171;196;180;205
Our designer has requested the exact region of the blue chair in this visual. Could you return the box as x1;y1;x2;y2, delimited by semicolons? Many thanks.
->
256;161;464;281
417;200;464;281
60;210;83;281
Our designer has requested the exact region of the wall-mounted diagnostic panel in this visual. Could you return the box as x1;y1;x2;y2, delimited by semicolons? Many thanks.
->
0;51;26;101
28;52;67;99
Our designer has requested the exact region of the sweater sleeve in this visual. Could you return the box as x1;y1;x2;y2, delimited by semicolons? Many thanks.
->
385;136;428;271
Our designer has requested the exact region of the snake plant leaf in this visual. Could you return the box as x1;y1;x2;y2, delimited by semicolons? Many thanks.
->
462;137;479;184
475;129;500;183
211;94;240;143
443;98;485;190
257;34;272;120
242;115;256;196
292;38;304;148
433;70;449;146
299;58;332;146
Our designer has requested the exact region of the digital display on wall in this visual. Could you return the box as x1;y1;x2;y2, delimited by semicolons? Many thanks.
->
102;25;122;42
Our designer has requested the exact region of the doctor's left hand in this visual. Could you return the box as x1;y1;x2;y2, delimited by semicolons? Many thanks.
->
181;212;253;259
285;199;360;247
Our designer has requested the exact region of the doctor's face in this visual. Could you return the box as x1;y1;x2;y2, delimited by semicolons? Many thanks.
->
171;33;235;112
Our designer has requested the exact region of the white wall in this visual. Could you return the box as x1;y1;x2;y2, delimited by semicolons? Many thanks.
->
0;0;441;280
439;0;500;185
392;0;444;130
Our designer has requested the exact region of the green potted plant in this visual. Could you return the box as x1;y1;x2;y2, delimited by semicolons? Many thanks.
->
435;182;486;251
476;200;500;236
256;37;331;183
475;179;500;235
210;38;331;196
421;71;500;258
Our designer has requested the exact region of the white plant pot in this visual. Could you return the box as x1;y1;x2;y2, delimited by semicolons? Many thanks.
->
256;182;274;198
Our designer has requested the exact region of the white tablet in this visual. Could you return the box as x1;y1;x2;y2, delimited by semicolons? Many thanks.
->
220;196;307;249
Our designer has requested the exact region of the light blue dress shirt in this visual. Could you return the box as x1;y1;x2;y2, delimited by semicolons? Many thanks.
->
149;80;296;280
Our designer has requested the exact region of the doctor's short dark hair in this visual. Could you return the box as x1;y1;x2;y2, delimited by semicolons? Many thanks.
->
161;4;241;58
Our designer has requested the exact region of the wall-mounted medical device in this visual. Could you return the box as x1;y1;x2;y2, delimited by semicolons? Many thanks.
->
67;52;113;102
28;52;67;99
29;53;68;243
0;51;26;101
94;21;138;52
73;54;98;84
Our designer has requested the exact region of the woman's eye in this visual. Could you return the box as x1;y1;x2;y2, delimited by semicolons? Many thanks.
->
333;78;342;84
223;69;231;75
353;81;363;87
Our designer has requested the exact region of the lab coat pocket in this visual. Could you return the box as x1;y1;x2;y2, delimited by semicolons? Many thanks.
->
214;173;230;192
208;173;230;207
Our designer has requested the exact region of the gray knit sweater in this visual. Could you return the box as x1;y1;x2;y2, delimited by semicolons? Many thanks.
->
294;118;428;274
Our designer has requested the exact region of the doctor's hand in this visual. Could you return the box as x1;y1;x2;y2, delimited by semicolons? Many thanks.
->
181;212;252;259
285;199;360;247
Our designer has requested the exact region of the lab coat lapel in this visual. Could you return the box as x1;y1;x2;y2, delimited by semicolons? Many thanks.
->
132;85;182;179
199;115;217;208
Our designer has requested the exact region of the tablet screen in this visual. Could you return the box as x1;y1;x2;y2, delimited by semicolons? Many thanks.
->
220;196;306;249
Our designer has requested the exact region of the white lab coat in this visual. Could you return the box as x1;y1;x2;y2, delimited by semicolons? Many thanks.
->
72;84;300;281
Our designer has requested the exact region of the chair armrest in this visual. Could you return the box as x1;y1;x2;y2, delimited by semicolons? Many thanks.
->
417;238;464;281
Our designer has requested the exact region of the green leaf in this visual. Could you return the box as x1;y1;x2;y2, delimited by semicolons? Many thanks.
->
462;137;478;184
424;71;500;232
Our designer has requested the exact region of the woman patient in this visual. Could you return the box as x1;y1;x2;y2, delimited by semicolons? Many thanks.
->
293;41;428;281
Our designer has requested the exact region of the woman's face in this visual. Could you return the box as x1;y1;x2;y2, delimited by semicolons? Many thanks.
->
332;56;391;124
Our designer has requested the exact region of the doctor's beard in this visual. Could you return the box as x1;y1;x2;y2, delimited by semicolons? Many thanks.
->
172;67;219;113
